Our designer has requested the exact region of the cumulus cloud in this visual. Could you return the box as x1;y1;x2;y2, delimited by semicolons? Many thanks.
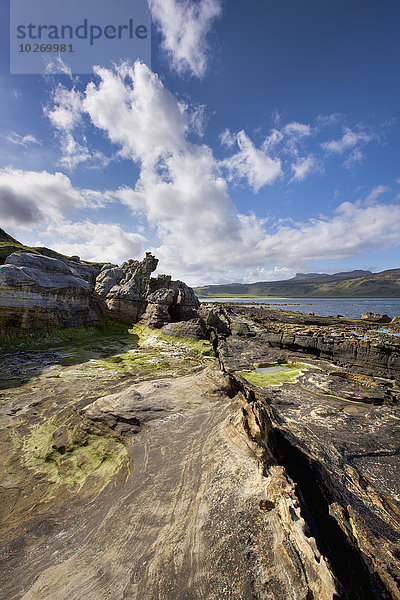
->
223;130;282;192
148;0;222;77
6;132;41;148
254;201;400;266
41;220;145;263
44;62;400;284
46;85;83;132
45;83;112;169
83;63;189;167
0;168;86;228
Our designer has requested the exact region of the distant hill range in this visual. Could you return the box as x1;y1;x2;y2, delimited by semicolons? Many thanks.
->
195;269;400;298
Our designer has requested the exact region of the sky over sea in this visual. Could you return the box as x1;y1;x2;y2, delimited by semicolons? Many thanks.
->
1;0;400;285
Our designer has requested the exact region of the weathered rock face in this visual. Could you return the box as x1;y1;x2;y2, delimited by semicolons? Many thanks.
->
223;304;400;379
94;252;159;325
0;252;100;331
94;253;200;329
0;250;201;333
211;306;400;599
1;300;400;599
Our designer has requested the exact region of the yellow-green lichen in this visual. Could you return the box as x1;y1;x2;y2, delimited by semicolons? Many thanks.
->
237;362;317;387
22;419;128;493
97;349;167;372
0;321;132;354
349;516;359;544
129;324;214;357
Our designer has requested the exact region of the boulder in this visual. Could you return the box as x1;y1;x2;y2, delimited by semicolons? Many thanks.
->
83;387;144;434
361;312;392;323
162;318;207;339
198;304;231;335
140;280;200;329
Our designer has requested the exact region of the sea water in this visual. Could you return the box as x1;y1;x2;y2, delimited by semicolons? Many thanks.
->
198;297;400;320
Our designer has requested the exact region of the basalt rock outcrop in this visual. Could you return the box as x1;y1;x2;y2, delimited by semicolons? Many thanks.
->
0;248;201;334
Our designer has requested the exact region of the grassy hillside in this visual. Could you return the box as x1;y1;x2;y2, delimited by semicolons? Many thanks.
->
0;229;104;268
195;269;400;298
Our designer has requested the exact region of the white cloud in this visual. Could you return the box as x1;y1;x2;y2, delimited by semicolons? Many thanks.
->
261;121;311;157
220;128;236;148
291;155;317;181
283;121;311;137
6;132;41;148
45;84;112;169
0;168;86;228
343;148;364;169
364;185;390;204
246;265;296;282
254;201;400;267
46;84;83;132
148;0;222;77
41;220;145;263
84;63;189;168
44;62;400;284
44;55;74;78
0;166;140;264
322;127;373;170
262;128;284;150
322;127;371;154
223;130;282;192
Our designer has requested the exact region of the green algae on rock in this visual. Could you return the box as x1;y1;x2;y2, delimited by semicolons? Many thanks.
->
20;417;128;494
129;324;215;357
237;362;317;387
97;349;168;373
0;321;132;353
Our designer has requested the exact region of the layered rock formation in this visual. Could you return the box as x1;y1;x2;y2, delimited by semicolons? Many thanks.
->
207;304;400;599
223;304;400;379
0;248;200;334
1;248;400;599
0;252;100;330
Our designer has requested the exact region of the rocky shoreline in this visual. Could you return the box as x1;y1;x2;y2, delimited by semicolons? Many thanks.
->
0;251;399;600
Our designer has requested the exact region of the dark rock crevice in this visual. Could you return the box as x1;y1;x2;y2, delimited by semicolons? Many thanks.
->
230;374;395;600
267;428;392;600
210;309;399;600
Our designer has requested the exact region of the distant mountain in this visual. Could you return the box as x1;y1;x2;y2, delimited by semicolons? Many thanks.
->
289;270;372;282
195;269;400;298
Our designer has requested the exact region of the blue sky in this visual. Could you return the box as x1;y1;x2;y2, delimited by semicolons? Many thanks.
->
1;0;400;285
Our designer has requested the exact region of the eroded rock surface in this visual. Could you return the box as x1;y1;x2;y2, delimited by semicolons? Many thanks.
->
0;252;100;330
215;304;400;600
0;250;201;335
1;301;399;600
